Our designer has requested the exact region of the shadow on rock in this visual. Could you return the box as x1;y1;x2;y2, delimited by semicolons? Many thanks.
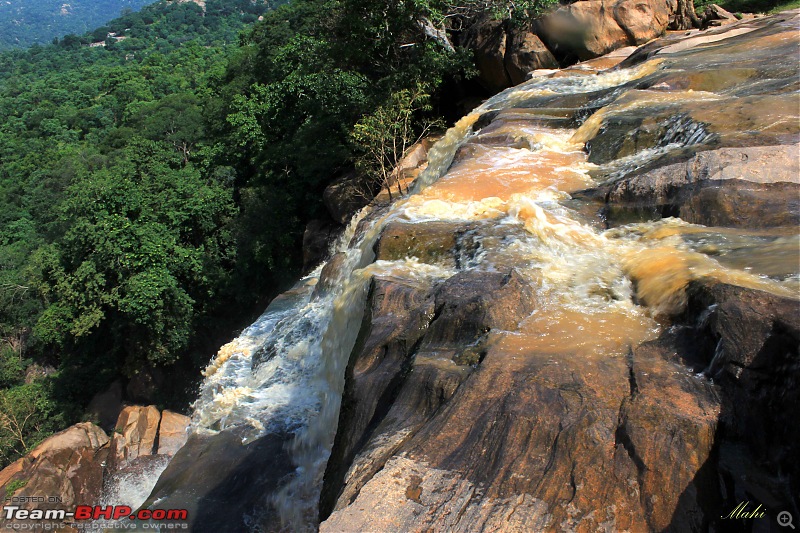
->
667;281;800;532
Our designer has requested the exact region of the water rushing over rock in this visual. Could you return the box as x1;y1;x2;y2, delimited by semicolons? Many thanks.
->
142;12;799;532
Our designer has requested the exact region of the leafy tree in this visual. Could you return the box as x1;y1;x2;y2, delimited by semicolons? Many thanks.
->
0;381;69;466
352;86;442;199
34;140;235;372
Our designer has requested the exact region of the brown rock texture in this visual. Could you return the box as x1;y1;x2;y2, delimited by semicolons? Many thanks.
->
156;410;191;456
461;0;686;91
323;170;374;225
603;144;800;227
318;14;800;531
537;0;677;61
0;423;109;528
320;276;799;531
111;405;161;468
504;30;559;85
321;269;539;520
321;302;722;531
461;18;511;93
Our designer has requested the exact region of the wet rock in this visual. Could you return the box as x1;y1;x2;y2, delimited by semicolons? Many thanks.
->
420;270;537;359
322;331;721;531
313;251;349;297
374;221;465;267
323;170;374;225
111;405;161;469
322;281;798;532
321;270;538;519
0;423;109;527
320;277;436;517
302;219;340;272
682;281;800;384
671;281;800;524
582;90;799;164
156;410;190;456
140;430;295;532
504;30;559;85
602;144;800;227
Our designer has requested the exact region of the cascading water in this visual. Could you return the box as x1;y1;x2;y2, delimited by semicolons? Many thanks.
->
186;114;483;530
136;13;799;531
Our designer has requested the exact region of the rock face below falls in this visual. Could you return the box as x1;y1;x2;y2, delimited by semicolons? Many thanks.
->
135;11;800;533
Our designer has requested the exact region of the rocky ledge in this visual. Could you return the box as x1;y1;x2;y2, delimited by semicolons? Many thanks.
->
0;406;189;529
319;12;800;532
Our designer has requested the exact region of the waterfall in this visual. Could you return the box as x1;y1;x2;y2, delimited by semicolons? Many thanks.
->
145;22;800;529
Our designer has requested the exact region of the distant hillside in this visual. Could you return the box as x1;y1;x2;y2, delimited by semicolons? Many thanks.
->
0;0;154;50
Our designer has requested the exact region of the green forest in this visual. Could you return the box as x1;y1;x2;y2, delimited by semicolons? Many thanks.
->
0;0;487;468
0;0;154;50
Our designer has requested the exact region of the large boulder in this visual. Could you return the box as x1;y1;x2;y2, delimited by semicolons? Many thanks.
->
461;20;560;91
461;0;685;91
701;3;739;28
139;430;295;532
323;170;374;225
504;29;559;85
156;410;191;456
375;221;466;267
110;405;161;469
537;0;677;61
461;18;511;93
601;144;800;227
0;423;109;528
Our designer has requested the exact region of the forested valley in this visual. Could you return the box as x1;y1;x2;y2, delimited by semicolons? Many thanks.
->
0;0;154;50
0;0;491;468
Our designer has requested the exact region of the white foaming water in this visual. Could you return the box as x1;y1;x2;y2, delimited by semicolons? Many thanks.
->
186;108;484;531
100;456;172;510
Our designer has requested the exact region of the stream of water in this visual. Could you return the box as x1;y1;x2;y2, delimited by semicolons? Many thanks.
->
123;15;800;531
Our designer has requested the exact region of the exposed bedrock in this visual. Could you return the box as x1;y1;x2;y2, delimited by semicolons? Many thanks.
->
319;16;800;530
139;429;295;532
319;269;719;530
320;266;538;519
320;270;799;531
589;144;800;228
461;0;691;92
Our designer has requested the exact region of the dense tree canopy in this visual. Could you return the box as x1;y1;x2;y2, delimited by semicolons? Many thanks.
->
0;0;280;467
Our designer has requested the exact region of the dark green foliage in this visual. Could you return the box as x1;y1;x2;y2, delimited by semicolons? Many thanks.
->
0;0;484;469
0;0;274;467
